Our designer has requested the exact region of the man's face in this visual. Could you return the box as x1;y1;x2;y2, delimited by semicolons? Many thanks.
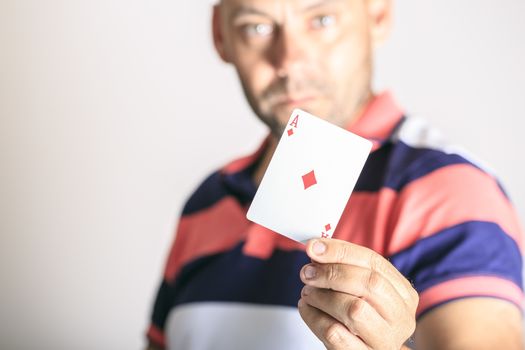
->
214;0;388;136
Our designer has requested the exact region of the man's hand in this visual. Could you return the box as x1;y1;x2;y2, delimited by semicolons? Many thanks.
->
298;238;419;350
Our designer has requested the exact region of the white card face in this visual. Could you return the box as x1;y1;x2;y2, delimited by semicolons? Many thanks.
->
246;109;372;244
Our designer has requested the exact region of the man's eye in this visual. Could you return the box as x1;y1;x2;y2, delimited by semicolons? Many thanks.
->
311;14;336;29
244;23;274;37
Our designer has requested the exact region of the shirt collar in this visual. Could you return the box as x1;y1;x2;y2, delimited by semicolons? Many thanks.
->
346;91;405;150
220;91;404;199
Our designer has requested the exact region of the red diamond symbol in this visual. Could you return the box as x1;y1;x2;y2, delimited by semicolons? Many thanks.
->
302;170;317;190
287;128;294;136
325;224;331;232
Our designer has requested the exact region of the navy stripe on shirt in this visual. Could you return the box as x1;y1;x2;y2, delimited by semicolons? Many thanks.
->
151;243;309;327
183;141;484;216
389;220;523;293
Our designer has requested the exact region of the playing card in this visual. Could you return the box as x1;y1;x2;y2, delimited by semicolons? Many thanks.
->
246;109;372;244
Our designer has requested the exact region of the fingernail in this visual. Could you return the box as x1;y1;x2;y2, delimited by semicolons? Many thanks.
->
304;265;317;279
312;240;326;255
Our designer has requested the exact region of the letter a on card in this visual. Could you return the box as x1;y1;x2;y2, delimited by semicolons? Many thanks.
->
290;115;299;128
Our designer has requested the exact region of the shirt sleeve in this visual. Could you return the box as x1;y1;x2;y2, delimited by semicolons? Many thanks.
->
387;161;524;318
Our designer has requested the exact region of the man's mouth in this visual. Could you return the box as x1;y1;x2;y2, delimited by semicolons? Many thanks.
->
274;96;316;108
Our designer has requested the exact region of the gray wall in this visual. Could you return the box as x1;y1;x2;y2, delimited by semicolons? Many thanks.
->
1;0;524;349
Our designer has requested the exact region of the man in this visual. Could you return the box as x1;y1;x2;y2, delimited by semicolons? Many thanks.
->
147;0;524;348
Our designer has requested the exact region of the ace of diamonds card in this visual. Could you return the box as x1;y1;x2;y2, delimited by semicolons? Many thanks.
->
246;109;372;244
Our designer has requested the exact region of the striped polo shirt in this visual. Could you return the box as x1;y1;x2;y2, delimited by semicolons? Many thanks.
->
147;92;524;349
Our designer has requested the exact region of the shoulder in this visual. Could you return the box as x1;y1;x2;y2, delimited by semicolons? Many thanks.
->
386;116;501;193
181;171;228;216
180;151;259;216
384;116;523;260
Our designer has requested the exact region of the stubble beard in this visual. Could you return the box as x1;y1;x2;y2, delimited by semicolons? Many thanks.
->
237;61;373;139
238;73;331;138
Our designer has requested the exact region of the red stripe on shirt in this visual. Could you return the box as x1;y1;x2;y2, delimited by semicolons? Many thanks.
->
164;197;305;281
386;164;523;255
334;188;398;255
334;164;522;258
164;197;250;281
242;224;304;259
147;324;166;349
417;276;524;316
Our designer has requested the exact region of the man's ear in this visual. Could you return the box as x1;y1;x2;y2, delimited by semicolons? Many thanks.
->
367;0;393;47
212;4;231;63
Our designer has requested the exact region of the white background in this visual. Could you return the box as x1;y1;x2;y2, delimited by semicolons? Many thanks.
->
1;1;524;349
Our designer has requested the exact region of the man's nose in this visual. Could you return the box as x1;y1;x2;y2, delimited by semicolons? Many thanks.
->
270;26;308;76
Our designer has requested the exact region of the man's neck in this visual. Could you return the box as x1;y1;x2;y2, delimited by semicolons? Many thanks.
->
252;93;374;186
252;136;278;186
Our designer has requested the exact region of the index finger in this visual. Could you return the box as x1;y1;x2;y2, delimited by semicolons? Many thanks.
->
305;238;416;301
